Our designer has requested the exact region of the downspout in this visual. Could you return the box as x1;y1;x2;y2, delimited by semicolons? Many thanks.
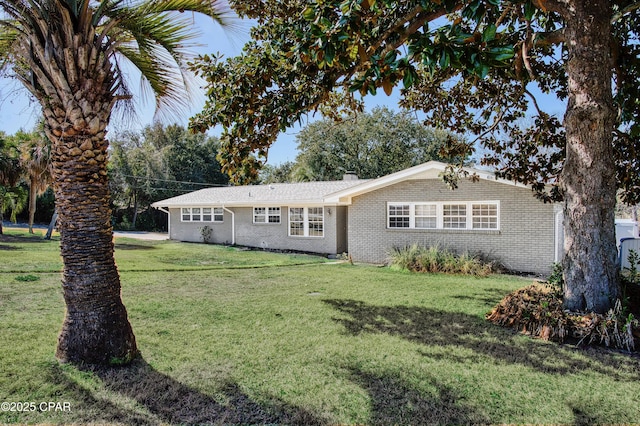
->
553;206;563;263
222;206;235;245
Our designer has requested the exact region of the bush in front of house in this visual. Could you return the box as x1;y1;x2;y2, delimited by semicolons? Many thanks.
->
387;243;498;276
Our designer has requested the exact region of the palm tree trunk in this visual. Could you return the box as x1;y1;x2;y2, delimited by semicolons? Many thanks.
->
132;191;139;230
28;177;37;234
51;132;138;365
44;209;57;240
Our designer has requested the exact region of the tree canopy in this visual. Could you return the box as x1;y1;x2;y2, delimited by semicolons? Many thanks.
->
294;106;458;181
109;123;228;230
191;0;640;313
191;0;638;201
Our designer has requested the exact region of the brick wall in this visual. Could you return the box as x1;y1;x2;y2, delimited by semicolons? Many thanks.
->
347;178;557;275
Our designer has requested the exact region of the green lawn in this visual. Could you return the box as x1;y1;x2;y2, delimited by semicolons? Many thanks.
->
1;229;639;425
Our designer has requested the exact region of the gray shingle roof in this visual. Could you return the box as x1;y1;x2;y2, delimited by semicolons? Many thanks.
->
151;180;368;208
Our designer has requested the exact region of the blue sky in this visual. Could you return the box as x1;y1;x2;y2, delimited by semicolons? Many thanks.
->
0;11;566;166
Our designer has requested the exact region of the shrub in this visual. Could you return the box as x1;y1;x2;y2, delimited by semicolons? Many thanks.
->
387;244;497;276
200;225;213;244
545;262;564;295
15;274;40;282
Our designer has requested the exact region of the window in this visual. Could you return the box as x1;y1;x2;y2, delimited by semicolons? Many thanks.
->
388;204;410;228
443;204;467;229
181;207;223;222
289;207;324;237
308;207;324;236
254;207;281;224
472;203;498;229
387;202;499;231
415;204;437;229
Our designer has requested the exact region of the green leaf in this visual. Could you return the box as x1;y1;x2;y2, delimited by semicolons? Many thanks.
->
439;50;450;69
403;66;416;88
324;43;336;66
302;7;316;21
524;1;535;21
482;24;497;42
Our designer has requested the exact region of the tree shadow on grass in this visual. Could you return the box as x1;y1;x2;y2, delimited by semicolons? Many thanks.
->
50;358;325;425
323;299;640;380
449;286;519;308
114;243;156;251
345;366;490;425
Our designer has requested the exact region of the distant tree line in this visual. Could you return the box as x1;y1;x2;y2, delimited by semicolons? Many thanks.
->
0;123;230;232
108;123;229;231
3;109;467;231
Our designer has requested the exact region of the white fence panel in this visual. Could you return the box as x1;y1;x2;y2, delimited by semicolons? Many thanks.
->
620;238;640;271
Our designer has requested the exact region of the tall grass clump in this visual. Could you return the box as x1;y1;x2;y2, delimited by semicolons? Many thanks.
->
387;244;497;276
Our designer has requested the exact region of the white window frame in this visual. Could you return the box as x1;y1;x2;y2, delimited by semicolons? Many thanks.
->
387;201;499;231
253;206;281;224
181;207;224;223
472;203;499;230
288;207;324;237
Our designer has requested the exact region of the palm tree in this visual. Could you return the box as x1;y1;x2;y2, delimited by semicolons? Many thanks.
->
0;136;22;234
17;128;52;234
0;0;230;365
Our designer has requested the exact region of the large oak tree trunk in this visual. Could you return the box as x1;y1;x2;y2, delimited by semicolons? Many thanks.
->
560;0;620;313
50;128;138;365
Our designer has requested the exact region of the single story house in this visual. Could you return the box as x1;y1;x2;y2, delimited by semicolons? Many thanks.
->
152;161;563;275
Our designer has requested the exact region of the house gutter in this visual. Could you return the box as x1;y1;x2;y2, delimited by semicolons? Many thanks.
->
222;206;235;245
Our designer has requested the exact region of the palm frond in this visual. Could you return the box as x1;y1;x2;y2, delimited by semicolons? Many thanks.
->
101;0;233;120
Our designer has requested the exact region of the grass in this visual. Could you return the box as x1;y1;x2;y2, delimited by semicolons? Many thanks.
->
1;229;639;424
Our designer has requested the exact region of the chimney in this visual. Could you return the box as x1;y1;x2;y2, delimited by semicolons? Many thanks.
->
342;171;358;181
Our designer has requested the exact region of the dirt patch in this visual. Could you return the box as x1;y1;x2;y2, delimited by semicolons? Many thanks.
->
0;244;19;251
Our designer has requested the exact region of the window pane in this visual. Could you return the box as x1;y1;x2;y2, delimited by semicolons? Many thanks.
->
254;207;266;223
289;208;304;235
472;203;498;229
415;204;436;216
443;204;466;229
389;217;410;228
388;204;410;228
213;207;223;222
415;217;437;228
290;222;304;236
181;208;191;221
268;207;281;223
308;207;323;237
415;204;437;229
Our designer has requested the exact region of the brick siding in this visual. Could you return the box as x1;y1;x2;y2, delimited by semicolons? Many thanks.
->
347;178;557;275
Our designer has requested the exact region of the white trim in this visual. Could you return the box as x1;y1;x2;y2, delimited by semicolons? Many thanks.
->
386;201;501;231
325;161;529;204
